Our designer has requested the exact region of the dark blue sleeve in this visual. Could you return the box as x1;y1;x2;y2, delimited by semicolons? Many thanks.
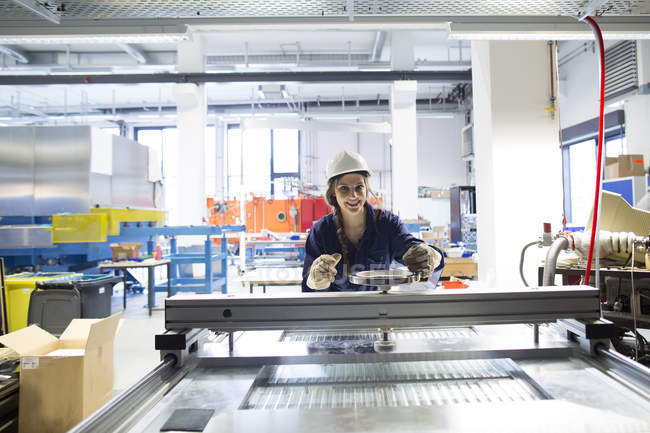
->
385;212;423;264
385;212;445;272
302;224;323;292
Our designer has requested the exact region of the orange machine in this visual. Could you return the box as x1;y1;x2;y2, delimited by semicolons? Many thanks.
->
207;194;383;235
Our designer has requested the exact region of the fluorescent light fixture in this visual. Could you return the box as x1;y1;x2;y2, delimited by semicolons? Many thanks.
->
0;34;187;45
448;23;650;41
417;113;455;119
11;0;60;24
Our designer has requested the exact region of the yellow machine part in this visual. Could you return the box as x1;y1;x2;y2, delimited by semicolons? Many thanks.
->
51;213;108;243
90;208;166;235
5;272;81;332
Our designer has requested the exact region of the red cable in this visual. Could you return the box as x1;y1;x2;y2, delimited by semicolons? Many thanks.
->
583;16;605;286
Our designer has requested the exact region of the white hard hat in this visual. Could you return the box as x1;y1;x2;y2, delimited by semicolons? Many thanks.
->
326;150;372;183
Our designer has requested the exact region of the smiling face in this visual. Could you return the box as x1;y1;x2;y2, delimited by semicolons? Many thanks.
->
334;173;368;217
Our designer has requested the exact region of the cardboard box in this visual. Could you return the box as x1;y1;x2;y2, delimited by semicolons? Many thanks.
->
605;155;646;179
605;157;619;180
617;154;645;177
0;313;121;433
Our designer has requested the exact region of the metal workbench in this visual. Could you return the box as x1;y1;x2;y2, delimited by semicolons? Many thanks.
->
70;285;650;433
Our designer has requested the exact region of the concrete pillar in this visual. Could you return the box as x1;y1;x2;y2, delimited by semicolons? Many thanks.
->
391;80;419;219
175;34;206;225
471;41;563;288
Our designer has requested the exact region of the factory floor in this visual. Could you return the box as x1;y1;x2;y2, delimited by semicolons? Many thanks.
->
111;266;302;393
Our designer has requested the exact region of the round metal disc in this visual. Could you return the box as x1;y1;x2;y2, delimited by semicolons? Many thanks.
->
348;269;420;286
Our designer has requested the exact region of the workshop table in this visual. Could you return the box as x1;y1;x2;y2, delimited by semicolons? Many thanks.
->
99;259;171;316
239;267;302;294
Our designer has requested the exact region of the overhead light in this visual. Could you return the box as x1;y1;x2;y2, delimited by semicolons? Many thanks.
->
417;113;455;119
11;0;60;24
0;34;187;45
447;23;650;40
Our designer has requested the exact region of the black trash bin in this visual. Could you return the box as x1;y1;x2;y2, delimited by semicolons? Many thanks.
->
28;287;81;335
34;274;122;319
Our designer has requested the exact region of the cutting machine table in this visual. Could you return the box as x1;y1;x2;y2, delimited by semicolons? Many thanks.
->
69;285;650;433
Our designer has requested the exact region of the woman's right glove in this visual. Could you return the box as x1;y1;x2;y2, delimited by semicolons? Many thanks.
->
306;253;342;290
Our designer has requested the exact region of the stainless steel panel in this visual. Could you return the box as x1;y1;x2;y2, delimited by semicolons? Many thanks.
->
88;173;113;208
0;225;53;248
111;135;154;208
34;126;91;215
0;127;34;216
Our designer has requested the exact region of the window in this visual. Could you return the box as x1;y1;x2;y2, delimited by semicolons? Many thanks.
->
226;125;300;198
566;139;597;226
271;129;300;197
605;135;627;158
561;110;625;226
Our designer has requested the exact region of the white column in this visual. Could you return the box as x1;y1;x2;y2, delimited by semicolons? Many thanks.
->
215;121;226;200
472;41;563;288
391;80;419;219
175;34;206;225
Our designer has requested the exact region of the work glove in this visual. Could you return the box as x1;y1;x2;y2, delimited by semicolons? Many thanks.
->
307;253;342;290
402;244;441;280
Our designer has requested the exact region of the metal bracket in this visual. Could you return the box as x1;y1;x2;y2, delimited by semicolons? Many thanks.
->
155;328;206;367
558;318;614;355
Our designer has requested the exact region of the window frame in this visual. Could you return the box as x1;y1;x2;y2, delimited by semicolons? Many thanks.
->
560;110;625;225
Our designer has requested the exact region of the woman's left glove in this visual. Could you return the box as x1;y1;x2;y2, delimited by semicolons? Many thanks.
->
402;244;442;279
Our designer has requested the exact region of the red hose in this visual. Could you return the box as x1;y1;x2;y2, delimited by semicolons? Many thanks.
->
583;16;605;286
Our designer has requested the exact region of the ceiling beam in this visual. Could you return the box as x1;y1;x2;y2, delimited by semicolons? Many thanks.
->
10;0;60;24
0;45;29;63
0;70;472;86
116;43;147;64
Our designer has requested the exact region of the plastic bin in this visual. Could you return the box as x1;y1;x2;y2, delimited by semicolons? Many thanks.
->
4;272;80;332
27;287;81;336
35;274;122;319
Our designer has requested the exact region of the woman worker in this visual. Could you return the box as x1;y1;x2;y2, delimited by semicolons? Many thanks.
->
303;150;444;292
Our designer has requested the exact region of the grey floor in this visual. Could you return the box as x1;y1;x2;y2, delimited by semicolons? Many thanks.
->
112;266;302;393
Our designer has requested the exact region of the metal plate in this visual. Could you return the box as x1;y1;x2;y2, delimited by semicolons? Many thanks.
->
241;358;548;410
348;269;419;287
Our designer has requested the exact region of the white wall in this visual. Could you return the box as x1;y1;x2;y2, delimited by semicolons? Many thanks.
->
472;40;564;288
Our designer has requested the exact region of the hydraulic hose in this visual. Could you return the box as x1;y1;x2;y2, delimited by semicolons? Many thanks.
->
542;237;569;286
583;16;606;287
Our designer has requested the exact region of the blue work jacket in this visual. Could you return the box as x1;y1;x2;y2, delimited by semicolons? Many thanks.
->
302;204;445;292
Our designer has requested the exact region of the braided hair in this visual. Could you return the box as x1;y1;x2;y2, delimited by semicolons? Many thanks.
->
326;171;379;276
